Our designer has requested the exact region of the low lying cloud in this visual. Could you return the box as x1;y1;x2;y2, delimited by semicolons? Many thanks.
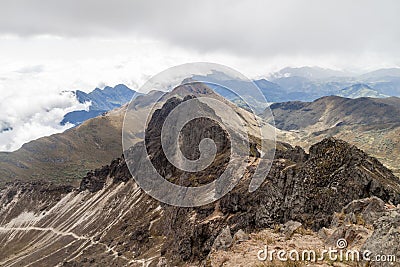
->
0;40;210;151
14;65;44;74
0;91;89;151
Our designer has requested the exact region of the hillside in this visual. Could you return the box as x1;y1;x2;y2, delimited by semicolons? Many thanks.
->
270;96;400;176
337;83;388;98
0;107;124;186
0;90;164;186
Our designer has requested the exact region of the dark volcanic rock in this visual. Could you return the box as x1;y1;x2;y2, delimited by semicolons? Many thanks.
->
157;137;400;265
361;207;400;267
73;92;400;265
282;220;302;238
340;196;386;225
79;165;110;193
212;226;233;251
283;138;400;229
275;142;308;163
144;95;231;187
79;155;132;193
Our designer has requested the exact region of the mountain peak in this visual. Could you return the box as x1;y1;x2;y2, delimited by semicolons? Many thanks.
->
338;83;387;99
269;66;351;80
62;84;136;126
168;81;217;98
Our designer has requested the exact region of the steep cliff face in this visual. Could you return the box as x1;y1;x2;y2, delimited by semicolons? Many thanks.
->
0;182;73;225
0;173;162;266
144;95;231;187
1;95;400;266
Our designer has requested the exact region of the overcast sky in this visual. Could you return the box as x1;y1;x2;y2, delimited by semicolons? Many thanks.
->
0;0;399;151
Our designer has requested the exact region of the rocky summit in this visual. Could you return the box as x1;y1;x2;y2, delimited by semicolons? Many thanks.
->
0;94;399;266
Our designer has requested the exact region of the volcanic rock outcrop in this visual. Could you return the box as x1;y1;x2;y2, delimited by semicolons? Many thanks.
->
1;94;399;266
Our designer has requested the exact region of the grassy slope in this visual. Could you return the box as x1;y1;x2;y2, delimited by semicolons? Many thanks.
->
0;107;125;186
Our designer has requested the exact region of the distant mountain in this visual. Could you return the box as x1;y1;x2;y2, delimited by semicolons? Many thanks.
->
265;66;400;101
190;72;281;112
76;84;135;110
191;71;307;106
207;79;283;111
268;95;400;176
192;71;349;104
355;68;400;96
268;66;352;80
191;68;398;104
61;84;137;126
270;96;400;130
337;83;388;98
187;67;400;106
360;68;400;80
370;77;400;96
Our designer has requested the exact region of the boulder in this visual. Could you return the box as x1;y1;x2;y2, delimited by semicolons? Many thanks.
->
233;229;249;244
361;208;400;267
342;196;386;225
282;220;302;238
212;226;233;251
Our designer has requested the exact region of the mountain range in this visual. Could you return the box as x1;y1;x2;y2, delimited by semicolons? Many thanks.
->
0;82;399;266
2;74;400;186
1;68;400;266
195;67;400;108
61;84;137;126
269;95;400;176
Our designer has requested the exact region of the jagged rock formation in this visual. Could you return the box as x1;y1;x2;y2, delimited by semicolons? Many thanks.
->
79;157;130;193
143;95;231;187
361;206;400;266
1;93;399;266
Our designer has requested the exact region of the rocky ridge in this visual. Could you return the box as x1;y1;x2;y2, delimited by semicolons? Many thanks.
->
0;94;399;266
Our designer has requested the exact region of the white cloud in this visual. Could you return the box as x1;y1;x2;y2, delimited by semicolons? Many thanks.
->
0;91;89;151
0;0;399;67
0;38;216;151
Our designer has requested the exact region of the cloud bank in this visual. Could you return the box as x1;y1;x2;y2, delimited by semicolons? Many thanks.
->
0;0;399;63
0;91;89;151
